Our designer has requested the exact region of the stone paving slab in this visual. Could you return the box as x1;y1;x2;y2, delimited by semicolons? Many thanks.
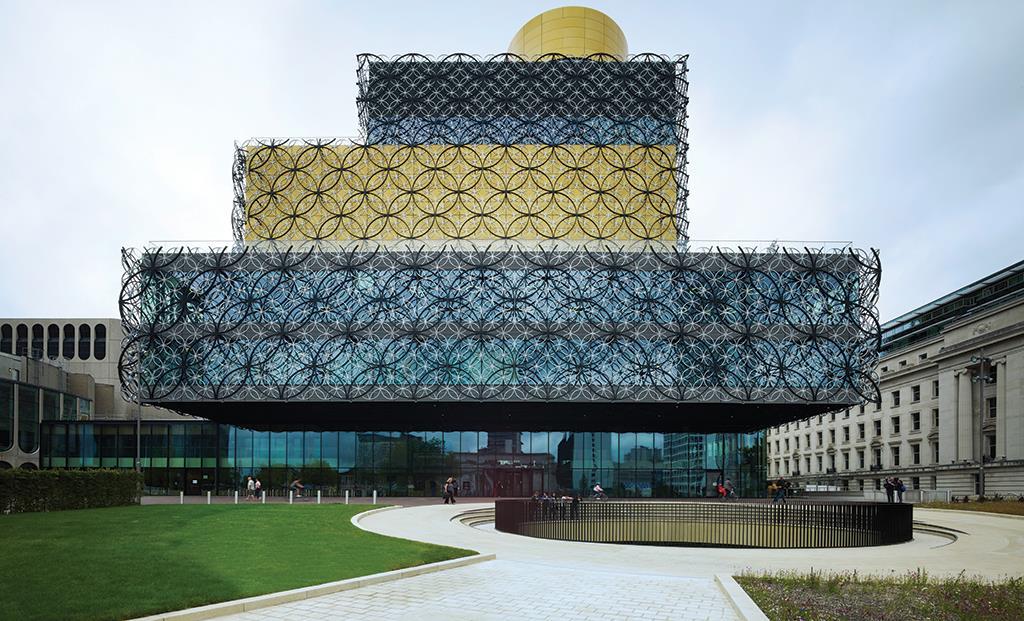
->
218;559;738;621
360;504;1024;579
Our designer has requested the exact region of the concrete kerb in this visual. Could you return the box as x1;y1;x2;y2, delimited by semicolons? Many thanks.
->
131;505;494;621
917;507;1024;521
716;574;770;621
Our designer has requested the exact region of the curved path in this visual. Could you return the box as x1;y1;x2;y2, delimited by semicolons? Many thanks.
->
359;503;1024;579
217;505;1023;621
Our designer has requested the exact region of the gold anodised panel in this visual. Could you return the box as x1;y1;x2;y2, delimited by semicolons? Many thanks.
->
243;143;680;242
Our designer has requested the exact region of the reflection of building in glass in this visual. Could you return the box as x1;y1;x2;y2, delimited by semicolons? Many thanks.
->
26;7;882;496
39;422;768;497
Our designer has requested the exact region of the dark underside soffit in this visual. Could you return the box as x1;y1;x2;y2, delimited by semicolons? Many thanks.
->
150;401;842;433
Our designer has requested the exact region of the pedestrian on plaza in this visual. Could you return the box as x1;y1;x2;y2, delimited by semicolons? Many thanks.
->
254;477;262;499
570;493;581;520
592;482;607;500
442;477;456;504
895;478;906;503
724;478;736;500
290;478;305;498
245;475;255;501
883;477;895;503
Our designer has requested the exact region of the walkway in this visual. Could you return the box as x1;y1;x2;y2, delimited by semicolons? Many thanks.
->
359;503;1024;579
219;559;735;621
215;503;1024;621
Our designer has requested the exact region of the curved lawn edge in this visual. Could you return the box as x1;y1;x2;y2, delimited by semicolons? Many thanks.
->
0;504;476;621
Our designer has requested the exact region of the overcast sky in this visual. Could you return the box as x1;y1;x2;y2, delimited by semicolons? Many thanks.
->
1;1;1021;322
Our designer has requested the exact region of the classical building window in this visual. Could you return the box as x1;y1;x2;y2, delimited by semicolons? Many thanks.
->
843;426;850;442
932;380;939;398
46;324;59;359
890;416;900;434
911;476;920;489
816;455;822;471
78;324;92;360
31;324;44;359
911;385;920;402
857;423;865;440
873;447;882;467
785;439;790;451
62;324;75;359
932;408;939;428
816;431;822;446
0;324;11;354
873;420;882;436
15;324;28;356
94;324;107;361
912;443;921;465
891;390;900;407
985;434;996;460
859;404;865;415
858;450;865;468
843;452;850;470
911;412;920;431
829;429;835;444
932;442;939;463
891;446;900;467
987;397;997;418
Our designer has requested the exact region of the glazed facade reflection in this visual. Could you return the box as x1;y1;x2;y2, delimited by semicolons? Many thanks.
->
40;421;765;498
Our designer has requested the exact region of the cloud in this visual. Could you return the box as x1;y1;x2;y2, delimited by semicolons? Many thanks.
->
0;0;1021;323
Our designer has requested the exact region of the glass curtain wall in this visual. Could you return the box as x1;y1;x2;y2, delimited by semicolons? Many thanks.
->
41;421;766;498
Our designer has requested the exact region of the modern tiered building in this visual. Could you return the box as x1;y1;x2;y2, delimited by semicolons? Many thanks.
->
9;7;883;497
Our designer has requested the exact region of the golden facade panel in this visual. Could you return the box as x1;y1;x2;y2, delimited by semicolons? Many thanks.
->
242;142;681;242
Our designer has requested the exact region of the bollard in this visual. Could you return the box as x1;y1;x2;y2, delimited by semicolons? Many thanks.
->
289;490;293;505
345;490;349;505
372;490;377;505
261;491;266;504
207;491;211;505
317;490;321;504
179;491;184;505
234;490;238;505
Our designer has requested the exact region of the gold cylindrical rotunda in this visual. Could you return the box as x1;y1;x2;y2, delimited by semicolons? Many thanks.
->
508;6;627;60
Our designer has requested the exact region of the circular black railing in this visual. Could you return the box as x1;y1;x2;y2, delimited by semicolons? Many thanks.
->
494;499;913;548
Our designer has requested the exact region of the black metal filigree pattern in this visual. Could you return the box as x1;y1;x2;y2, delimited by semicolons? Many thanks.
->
119;243;880;406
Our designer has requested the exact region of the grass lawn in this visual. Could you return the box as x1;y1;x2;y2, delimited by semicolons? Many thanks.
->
917;500;1024;516
0;504;474;621
737;570;1024;621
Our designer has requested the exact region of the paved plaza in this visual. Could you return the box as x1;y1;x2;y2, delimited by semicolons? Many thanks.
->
218;559;736;621
178;503;1024;620
359;503;1024;579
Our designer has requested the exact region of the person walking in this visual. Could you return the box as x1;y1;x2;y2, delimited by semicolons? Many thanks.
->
245;475;255;501
895;478;906;503
290;478;305;499
883;477;895;503
254;477;262;500
724;478;736;500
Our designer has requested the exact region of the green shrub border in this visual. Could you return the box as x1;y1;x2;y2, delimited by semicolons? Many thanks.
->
0;469;142;514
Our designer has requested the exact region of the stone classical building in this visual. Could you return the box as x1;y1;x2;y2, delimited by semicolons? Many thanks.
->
767;259;1024;496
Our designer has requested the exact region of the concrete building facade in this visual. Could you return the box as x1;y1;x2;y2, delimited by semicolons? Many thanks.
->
767;260;1024;497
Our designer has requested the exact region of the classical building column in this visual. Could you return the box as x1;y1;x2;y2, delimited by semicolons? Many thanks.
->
1000;351;1022;460
995;360;1007;459
938;369;958;463
957;370;974;461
